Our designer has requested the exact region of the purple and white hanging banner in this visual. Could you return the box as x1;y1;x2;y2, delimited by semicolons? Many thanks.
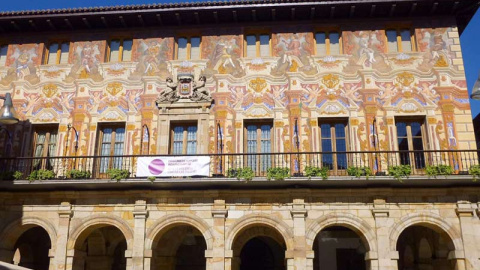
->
136;156;210;177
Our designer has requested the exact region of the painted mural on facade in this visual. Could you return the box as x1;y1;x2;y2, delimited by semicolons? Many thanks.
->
0;26;474;158
65;41;105;83
0;44;42;85
203;35;245;78
271;32;316;76
130;38;173;80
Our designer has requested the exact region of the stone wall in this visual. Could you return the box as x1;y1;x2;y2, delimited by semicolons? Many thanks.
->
0;187;479;270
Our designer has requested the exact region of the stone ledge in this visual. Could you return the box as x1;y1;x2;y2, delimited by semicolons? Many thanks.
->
0;175;478;192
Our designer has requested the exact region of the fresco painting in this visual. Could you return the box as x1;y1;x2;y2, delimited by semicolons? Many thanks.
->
271;32;316;76
1;44;42;85
130;38;173;80
203;35;245;78
65;41;105;82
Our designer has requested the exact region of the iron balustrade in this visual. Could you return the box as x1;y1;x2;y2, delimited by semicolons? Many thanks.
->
0;150;478;180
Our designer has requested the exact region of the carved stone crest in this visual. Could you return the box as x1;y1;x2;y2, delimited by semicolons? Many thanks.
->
156;74;212;105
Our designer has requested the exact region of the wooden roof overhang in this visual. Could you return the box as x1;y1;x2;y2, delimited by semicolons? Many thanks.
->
0;0;478;34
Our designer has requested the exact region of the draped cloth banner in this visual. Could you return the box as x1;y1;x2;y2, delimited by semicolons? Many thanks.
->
136;156;210;177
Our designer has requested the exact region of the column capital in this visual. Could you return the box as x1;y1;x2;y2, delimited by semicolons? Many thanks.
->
58;202;72;218
372;209;389;218
212;209;228;218
144;249;152;258
447;250;465;260
364;251;378;261
290;209;307;218
133;200;148;219
456;201;475;217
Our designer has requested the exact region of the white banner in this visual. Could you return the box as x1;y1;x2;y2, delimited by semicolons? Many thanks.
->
136;156;210;177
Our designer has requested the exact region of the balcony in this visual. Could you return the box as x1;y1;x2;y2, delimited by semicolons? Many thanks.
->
0;150;479;190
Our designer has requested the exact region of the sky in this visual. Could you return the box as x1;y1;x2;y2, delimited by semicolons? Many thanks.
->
0;0;479;118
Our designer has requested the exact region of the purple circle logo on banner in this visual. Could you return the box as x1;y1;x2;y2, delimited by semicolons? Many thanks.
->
148;159;165;175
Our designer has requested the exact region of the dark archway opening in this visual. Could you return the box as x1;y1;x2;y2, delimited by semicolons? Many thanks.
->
13;226;51;270
397;226;454;270
73;225;127;270
313;226;367;270
239;236;285;270
151;225;207;270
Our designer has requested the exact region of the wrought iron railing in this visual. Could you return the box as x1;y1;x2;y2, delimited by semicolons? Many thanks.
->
0;150;478;180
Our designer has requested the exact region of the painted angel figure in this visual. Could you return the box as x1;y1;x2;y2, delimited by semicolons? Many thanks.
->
357;32;377;65
79;43;100;74
206;37;244;77
276;34;304;66
11;47;37;76
131;39;170;79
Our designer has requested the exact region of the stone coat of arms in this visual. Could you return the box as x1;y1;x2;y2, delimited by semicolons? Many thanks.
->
156;74;212;104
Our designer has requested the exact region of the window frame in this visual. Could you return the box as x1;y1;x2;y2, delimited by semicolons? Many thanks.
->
243;32;271;58
106;38;133;62
169;121;198;155
384;28;416;53
96;123;127;157
0;43;8;66
44;40;70;65
32;124;59;170
394;117;427;170
243;120;274;175
314;29;343;56
175;36;202;61
318;118;349;173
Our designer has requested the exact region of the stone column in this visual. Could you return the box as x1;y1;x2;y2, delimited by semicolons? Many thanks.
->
53;202;72;270
371;199;394;270
132;200;148;270
209;199;227;270
455;201;478;270
448;250;466;270
67;249;86;270
290;199;308;270
224;250;239;270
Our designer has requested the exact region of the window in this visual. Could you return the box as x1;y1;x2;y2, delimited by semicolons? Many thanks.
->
319;120;348;171
245;34;270;58
315;31;341;55
45;42;70;65
244;121;273;173
176;37;201;60
32;125;58;170
386;29;414;53
97;124;126;173
108;39;133;62
170;123;197;154
0;45;8;66
396;119;426;169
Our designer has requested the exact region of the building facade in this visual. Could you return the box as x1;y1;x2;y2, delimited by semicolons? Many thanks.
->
0;0;479;270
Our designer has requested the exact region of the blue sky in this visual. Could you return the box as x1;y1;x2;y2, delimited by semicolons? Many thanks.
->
1;0;479;118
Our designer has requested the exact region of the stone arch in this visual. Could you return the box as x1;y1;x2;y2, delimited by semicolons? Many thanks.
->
305;212;377;252
225;213;295;252
389;212;463;252
0;216;58;251
67;214;134;251
145;213;214;251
